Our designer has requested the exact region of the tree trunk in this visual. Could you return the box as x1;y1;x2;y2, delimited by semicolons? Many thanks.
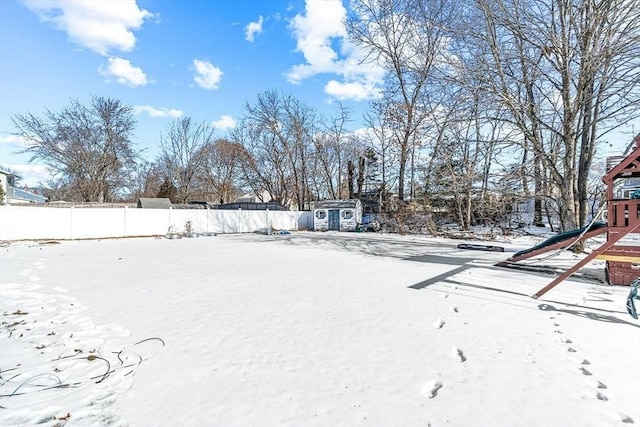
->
348;160;355;199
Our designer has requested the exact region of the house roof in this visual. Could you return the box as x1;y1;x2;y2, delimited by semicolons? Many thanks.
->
216;202;288;211
603;134;640;183
137;198;172;209
12;187;47;203
314;199;361;209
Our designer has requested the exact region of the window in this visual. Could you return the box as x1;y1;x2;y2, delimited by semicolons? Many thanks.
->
316;210;326;219
342;210;353;219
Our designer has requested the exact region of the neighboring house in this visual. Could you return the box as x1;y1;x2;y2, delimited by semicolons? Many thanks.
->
0;169;47;204
235;190;300;210
216;202;288;211
313;199;363;232
236;190;272;203
616;177;640;199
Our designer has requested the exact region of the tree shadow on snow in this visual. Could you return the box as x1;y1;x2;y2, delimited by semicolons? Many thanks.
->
538;303;639;327
409;270;630;317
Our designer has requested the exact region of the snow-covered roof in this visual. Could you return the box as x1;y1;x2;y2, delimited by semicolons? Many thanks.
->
12;187;47;203
314;199;361;209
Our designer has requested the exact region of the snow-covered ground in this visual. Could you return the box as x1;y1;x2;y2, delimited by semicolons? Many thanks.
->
1;232;638;427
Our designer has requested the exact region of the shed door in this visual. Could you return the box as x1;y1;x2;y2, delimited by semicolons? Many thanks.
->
328;209;340;231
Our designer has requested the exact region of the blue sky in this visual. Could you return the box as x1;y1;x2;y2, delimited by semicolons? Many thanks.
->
0;0;384;186
1;0;637;188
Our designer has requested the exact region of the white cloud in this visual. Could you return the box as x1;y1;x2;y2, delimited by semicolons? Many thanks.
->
193;59;223;90
286;0;345;82
134;105;183;118
211;115;236;130
7;164;51;186
245;16;264;42
325;80;381;101
0;135;30;148
286;0;384;101
99;57;148;87
22;0;152;56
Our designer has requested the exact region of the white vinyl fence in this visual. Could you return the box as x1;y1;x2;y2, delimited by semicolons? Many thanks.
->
0;206;314;241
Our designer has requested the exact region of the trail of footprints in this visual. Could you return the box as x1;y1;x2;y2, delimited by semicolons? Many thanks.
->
549;313;634;424
423;290;464;400
424;290;635;425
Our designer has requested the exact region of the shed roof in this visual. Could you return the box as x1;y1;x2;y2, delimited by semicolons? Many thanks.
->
603;133;640;183
314;199;361;209
137;198;172;209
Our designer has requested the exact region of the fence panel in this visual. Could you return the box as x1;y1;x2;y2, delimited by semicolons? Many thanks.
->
0;206;310;240
125;207;172;236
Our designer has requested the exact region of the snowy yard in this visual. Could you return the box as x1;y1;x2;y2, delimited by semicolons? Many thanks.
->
1;232;638;427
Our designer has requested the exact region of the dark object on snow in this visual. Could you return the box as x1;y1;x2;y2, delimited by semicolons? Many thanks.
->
457;243;505;252
627;278;639;319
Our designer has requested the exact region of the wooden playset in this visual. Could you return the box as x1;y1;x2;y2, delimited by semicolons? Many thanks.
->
499;134;640;299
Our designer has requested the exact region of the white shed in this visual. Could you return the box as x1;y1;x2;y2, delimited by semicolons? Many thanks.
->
313;199;363;232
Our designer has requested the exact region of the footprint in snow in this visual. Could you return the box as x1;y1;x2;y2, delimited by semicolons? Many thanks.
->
580;367;592;376
614;413;635;424
422;380;443;398
449;306;458;313
452;347;466;362
441;294;449;299
596;392;608;401
433;318;445;329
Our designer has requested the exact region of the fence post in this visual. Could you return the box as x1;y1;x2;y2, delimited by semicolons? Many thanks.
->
69;206;74;240
265;208;269;234
123;206;128;237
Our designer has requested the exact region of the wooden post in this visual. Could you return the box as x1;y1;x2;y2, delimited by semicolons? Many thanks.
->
532;223;640;299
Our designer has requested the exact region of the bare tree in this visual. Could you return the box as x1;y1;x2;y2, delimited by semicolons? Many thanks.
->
158;117;214;204
12;96;137;202
201;139;248;204
347;0;455;201
311;103;353;200
127;161;163;201
362;100;399;209
470;0;640;230
233;90;317;210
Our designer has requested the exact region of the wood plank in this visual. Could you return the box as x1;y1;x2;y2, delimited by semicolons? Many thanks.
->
531;222;640;299
595;254;640;263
